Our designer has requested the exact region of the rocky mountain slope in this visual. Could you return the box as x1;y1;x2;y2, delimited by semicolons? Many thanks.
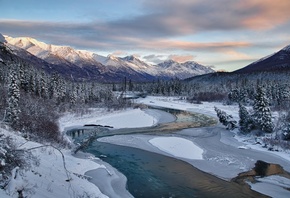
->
234;45;290;74
2;34;215;82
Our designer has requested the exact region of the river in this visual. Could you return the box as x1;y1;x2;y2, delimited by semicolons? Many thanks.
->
68;108;272;197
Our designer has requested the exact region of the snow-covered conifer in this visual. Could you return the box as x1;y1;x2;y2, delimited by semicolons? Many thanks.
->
238;103;254;133
6;69;20;125
214;106;237;130
253;86;274;133
39;72;48;99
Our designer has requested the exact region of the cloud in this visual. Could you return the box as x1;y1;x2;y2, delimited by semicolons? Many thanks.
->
1;0;289;61
112;51;128;56
143;54;165;64
143;54;197;64
221;50;252;61
0;19;253;53
240;0;290;29
167;54;195;63
134;39;251;52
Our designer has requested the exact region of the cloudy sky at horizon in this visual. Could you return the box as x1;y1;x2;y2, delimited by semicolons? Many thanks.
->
1;0;290;71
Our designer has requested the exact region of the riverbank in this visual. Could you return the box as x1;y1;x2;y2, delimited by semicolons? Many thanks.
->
59;107;176;198
97;96;290;198
0;107;174;197
3;96;288;197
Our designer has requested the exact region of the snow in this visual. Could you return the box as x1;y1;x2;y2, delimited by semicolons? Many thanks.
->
2;96;290;197
0;33;5;43
248;175;290;198
136;96;239;119
4;35;214;79
282;44;290;52
1;107;160;197
59;108;157;131
99;96;290;197
149;137;203;160
0;127;109;198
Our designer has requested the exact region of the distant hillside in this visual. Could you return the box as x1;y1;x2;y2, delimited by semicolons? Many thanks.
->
234;45;290;74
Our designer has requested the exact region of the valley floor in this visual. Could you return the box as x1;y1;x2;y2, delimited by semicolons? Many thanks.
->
1;96;290;197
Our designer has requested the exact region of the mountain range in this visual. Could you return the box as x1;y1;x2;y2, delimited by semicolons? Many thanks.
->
1;34;215;82
1;33;289;83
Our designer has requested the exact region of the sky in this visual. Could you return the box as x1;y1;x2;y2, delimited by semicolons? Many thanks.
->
0;0;290;71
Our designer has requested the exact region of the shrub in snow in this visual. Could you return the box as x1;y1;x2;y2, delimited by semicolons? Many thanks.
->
0;133;35;189
15;93;68;146
214;106;237;130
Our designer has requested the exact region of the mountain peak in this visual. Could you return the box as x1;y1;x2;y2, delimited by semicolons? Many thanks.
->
234;44;290;73
282;44;290;52
107;54;118;60
0;33;5;43
4;35;47;49
164;59;177;64
122;55;143;63
4;34;215;81
123;55;138;61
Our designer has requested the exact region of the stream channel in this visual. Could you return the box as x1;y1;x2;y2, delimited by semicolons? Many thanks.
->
68;108;267;198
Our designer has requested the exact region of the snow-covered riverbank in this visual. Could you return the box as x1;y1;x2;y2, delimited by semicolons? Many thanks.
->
2;96;290;197
97;96;290;198
0;108;172;198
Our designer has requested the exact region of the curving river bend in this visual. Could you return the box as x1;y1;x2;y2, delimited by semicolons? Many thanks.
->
69;108;289;198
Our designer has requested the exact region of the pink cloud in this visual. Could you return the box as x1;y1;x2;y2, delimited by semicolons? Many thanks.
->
168;54;195;63
241;0;290;29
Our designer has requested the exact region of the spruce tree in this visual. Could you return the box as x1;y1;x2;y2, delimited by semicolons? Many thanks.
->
238;103;254;133
6;69;20;125
214;106;237;130
253;86;274;133
281;111;290;140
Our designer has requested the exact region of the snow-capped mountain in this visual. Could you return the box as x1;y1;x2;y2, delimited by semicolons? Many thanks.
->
4;35;98;66
234;44;290;73
2;35;215;82
0;33;5;43
157;60;215;79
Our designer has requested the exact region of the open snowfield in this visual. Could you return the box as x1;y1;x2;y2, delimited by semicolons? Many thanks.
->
1;96;290;197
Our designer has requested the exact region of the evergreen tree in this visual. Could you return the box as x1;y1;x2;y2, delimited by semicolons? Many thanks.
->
253;86;274;133
27;73;35;94
238;103;254;133
112;83;117;91
69;84;77;107
214;106;237;130
228;89;239;103
6;69;20;125
281;111;290;140
19;63;29;92
39;72;48;99
128;79;134;91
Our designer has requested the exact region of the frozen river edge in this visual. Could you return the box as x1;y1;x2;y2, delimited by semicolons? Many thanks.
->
95;97;290;198
60;96;290;198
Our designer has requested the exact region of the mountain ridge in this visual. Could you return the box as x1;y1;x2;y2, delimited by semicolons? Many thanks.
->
2;34;215;81
234;44;290;74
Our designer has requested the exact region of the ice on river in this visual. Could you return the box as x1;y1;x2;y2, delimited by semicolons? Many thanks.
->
149;137;203;160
